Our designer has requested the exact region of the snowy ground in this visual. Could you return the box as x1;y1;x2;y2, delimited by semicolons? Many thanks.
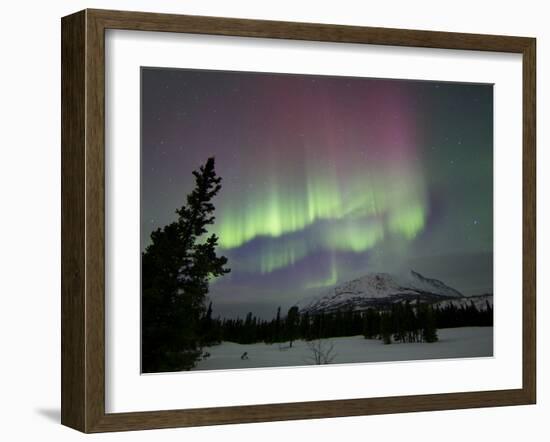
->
192;326;493;371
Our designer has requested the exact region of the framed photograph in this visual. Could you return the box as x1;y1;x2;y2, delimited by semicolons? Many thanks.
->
61;9;536;433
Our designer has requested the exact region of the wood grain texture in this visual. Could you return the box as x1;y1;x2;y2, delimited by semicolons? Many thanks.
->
522;38;536;404
61;9;537;433
89;8;532;52
61;10;86;432
84;9;107;433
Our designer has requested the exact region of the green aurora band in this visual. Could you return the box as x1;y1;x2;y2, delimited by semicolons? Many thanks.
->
213;155;428;277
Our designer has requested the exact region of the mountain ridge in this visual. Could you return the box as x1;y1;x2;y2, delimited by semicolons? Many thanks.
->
298;270;466;315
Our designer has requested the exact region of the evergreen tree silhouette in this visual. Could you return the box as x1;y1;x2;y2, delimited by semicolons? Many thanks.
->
285;306;300;347
274;306;281;342
141;158;230;373
380;313;392;345
420;304;438;343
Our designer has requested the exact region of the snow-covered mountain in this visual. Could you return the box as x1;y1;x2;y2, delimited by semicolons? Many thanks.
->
298;270;464;314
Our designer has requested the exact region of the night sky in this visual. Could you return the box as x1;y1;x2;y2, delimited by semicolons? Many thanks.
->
141;68;493;319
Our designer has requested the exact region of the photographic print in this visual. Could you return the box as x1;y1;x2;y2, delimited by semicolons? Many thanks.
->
141;67;493;374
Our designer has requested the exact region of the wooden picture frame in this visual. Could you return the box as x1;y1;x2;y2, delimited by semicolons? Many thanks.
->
61;8;536;433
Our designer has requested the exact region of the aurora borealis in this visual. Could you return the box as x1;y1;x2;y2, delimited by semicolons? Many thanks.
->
141;68;493;319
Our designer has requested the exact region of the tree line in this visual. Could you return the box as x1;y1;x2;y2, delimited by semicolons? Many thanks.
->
202;298;494;347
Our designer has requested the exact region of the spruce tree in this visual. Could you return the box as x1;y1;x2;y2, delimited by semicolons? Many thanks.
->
380;313;392;345
141;158;230;373
300;311;311;341
421;304;438;343
274;306;281;342
285;306;300;348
